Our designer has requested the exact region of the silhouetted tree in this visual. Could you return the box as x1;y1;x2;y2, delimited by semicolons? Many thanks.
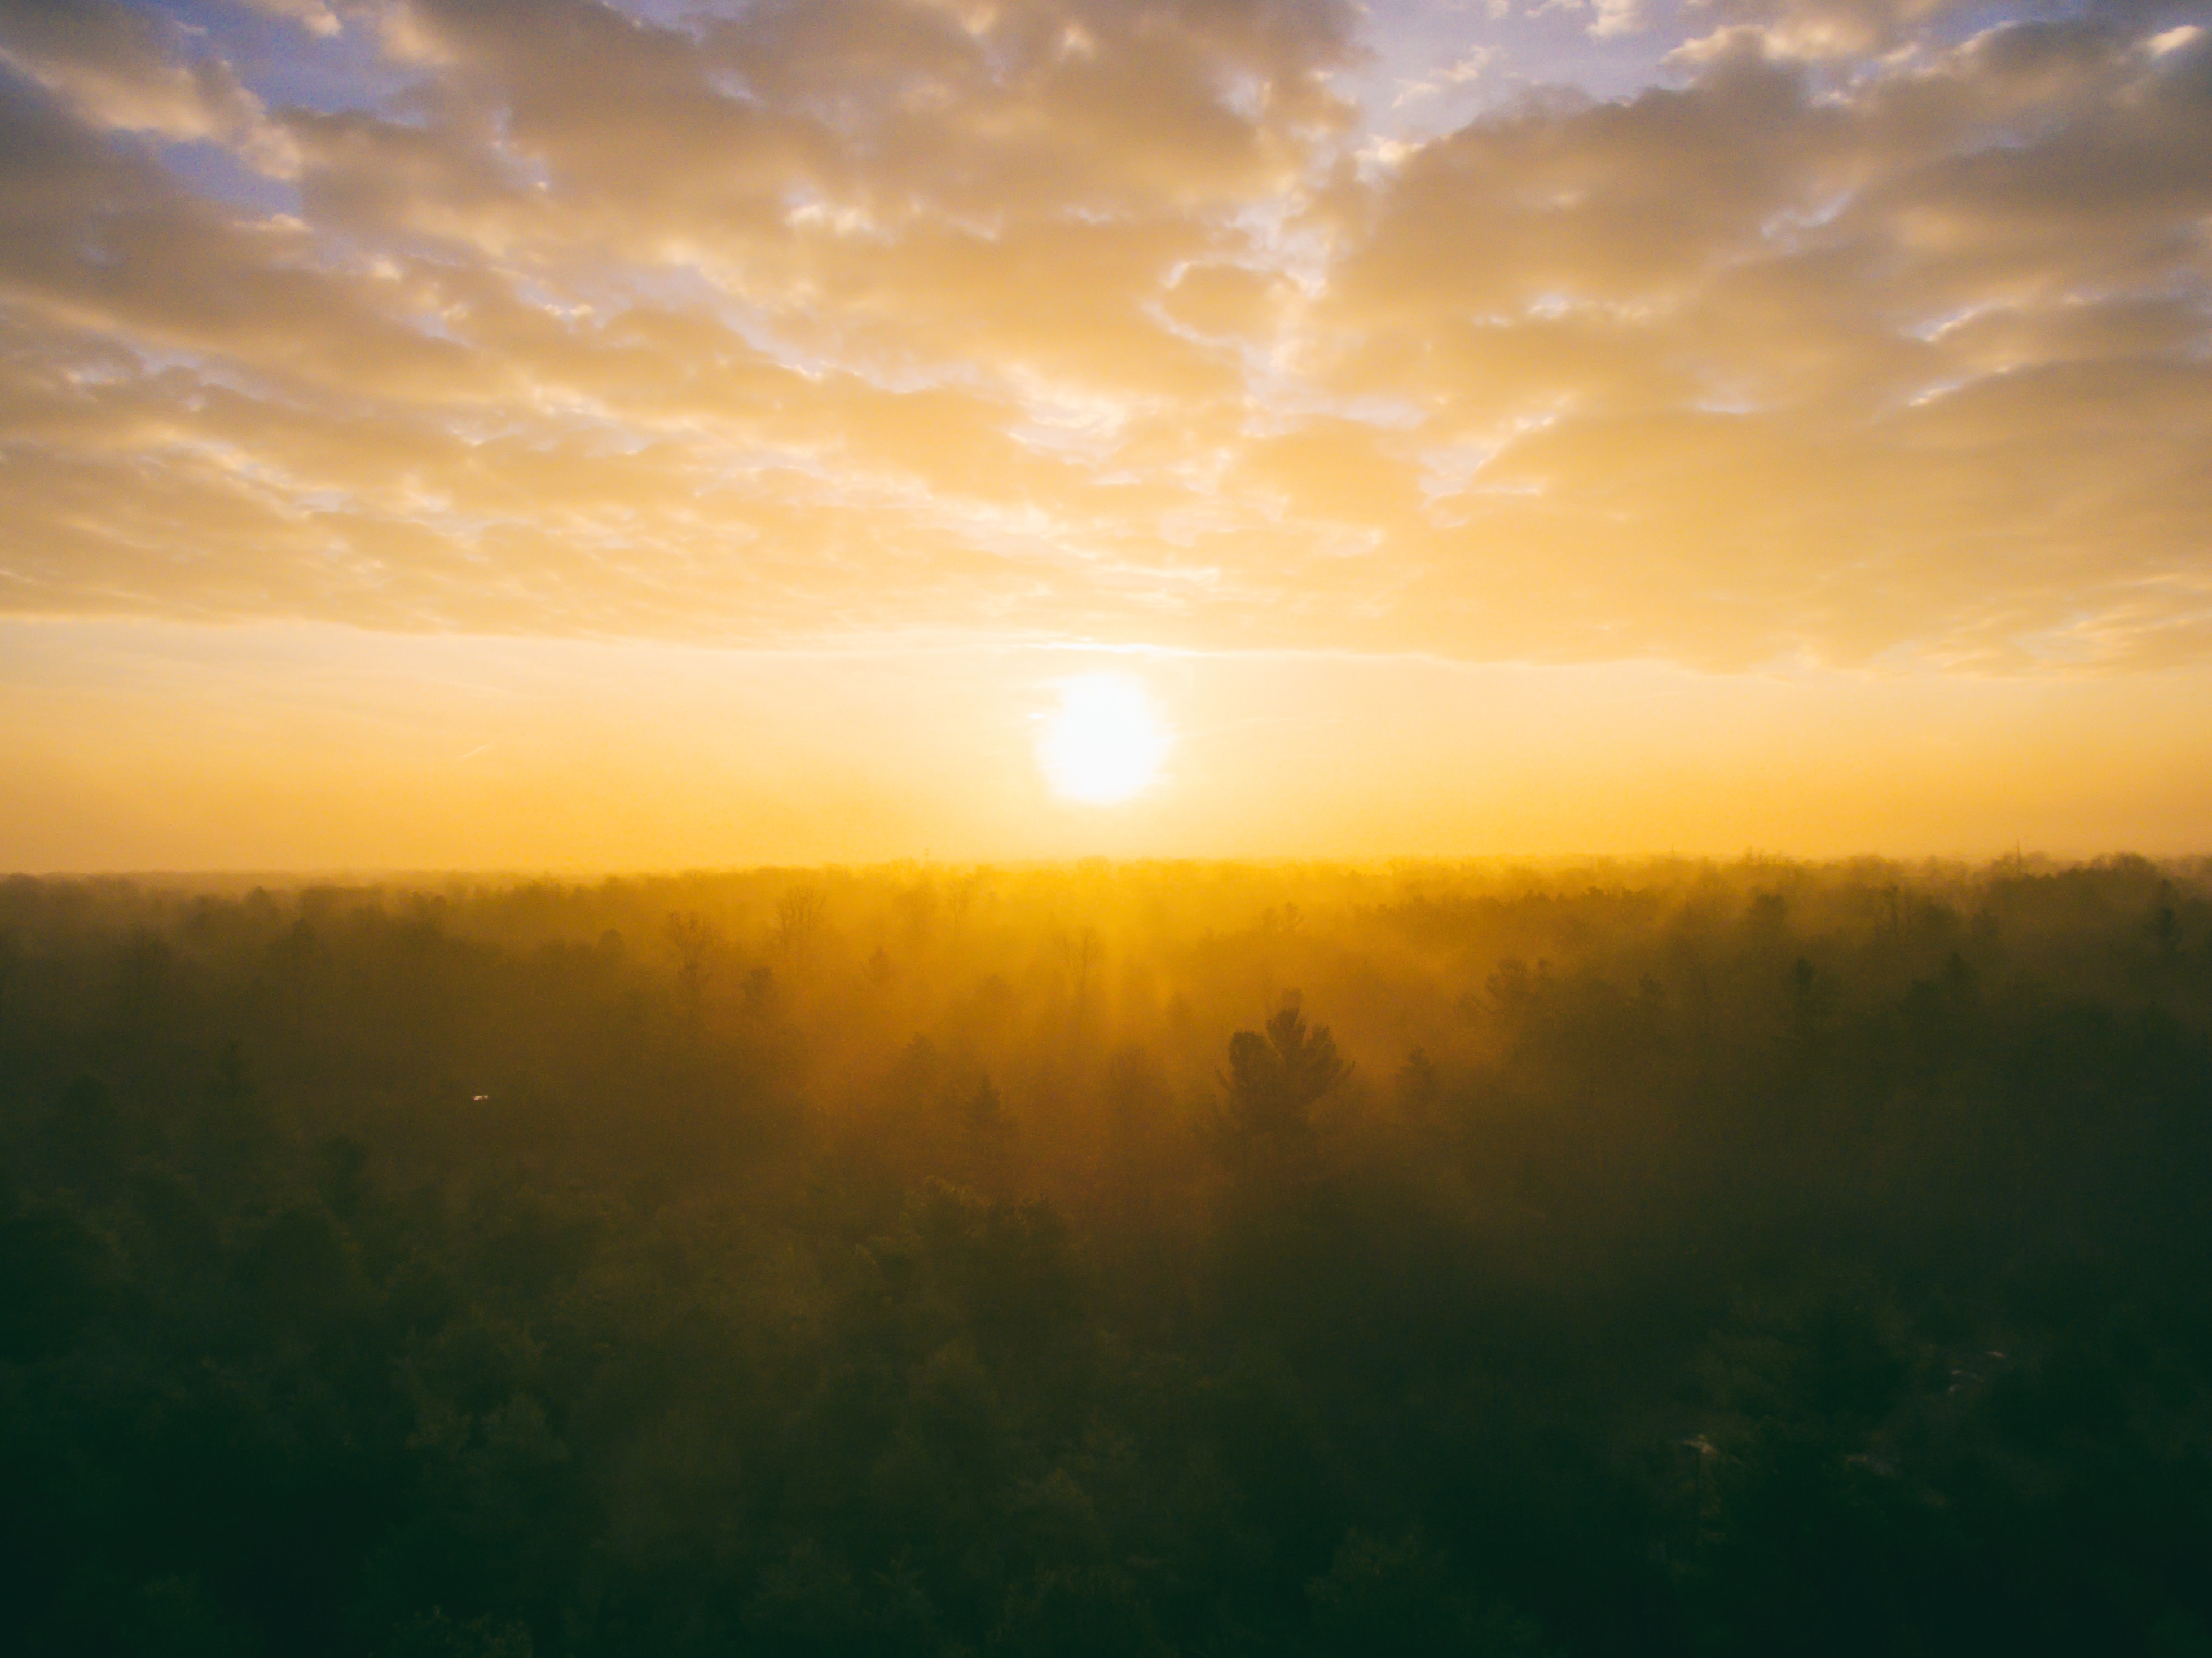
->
1215;995;1350;1156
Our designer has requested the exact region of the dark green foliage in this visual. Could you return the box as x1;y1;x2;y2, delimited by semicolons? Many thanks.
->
0;1193;112;1360
384;1609;534;1658
1308;1530;1548;1657
2;859;2211;1656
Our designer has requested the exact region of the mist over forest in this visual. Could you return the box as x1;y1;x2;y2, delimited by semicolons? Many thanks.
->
6;856;2212;1656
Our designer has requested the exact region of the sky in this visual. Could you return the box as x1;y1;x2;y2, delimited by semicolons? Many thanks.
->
1;0;2209;869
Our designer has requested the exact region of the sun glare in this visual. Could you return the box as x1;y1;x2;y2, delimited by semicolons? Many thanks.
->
1037;673;1172;805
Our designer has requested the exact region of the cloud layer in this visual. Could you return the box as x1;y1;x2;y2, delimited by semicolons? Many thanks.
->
0;0;2206;669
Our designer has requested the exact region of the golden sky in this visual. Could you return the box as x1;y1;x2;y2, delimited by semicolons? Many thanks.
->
2;0;2209;867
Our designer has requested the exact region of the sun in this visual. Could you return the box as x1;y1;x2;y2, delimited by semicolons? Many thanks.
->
1037;673;1172;805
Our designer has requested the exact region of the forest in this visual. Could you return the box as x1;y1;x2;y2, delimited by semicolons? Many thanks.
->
3;856;2211;1657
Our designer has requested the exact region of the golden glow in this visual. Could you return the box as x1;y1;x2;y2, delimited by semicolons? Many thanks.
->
1037;674;1172;806
0;3;2205;870
10;622;2212;868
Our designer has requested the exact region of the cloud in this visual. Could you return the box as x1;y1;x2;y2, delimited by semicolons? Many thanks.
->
0;0;299;173
0;0;2207;670
1589;0;1647;37
1677;0;1971;60
1529;0;1649;41
1392;45;1496;105
1320;14;2212;665
232;0;344;38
